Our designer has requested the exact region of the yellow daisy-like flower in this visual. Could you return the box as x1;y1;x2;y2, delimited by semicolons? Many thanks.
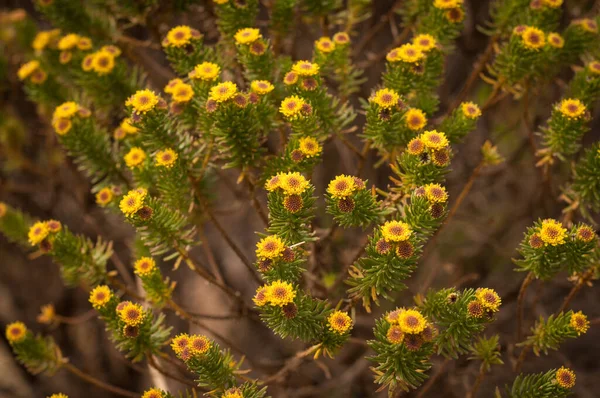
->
588;60;600;74
381;220;412;242
0;202;7;218
327;175;356;199
371;88;400;109
555;367;576;389
253;286;269;306
5;321;27;343
101;45;122;56
77;36;93;50
387;325;405;344
266;280;296;306
120;118;138;135
190;62;220;81
284;71;299;85
398;309;427;334
124;147;146;168
413;34;437;52
279;96;306;119
407;137;425;155
119;190;145;217
433;0;462;9
327;311;352;334
141;388;164;398
265;174;282;192
118;302;145;326
250;80;274;95
569;311;589;335
96;187;114;206
298;136;321;157
189;334;211;355
280;172;309;195
424;183;448;203
28;221;49;245
398;43;424;63
256;235;286;260
127;89;159;114
171;82;194;103
421;130;449;150
91;51;115;75
155;149;178;168
543;0;562;7
547;32;564;48
292;60;320;76
30;69;48;84
53;101;79;120
209;81;238;102
32;31;52;51
37;304;56;324
558;98;586;119
166;25;192;47
333;32;350;45
579;18;598;33
17;60;40;80
404;108;427;130
235;28;261;44
461;102;481;119
81;54;95;71
134;257;156;277
475;288;501;312
58;33;80;50
52;118;72;135
539;218;567;246
385;308;403;324
522;26;545;50
45;219;62;233
222;388;243;398
164;78;183;94
315;37;335;53
214;0;228;4
89;285;112;309
171;333;191;355
48;394;68;398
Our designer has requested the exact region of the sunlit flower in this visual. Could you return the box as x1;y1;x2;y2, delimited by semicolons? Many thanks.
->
387;325;404;344
89;285;112;309
256;235;286;260
53;101;79;120
558;98;586;119
539;218;567;246
96;187;114;206
171;333;191;355
235;28;261;44
189;334;211;355
407;138;425;155
165;25;192;47
397;43;424;63
141;388;164;398
298;136;321;157
155;149;178;168
547;32;564;48
424;184;448;203
522;26;545;50
333;32;350;45
569;311;589;335
398;309;427;334
381;220;412;242
5;321;27;343
404;108;427;130
475;288;501;312
127;89;159;113
28;221;49;245
421;130;449;150
461;102;481;119
292;60;320;76
315;37;335;53
52;118;72;135
124;147;146;168
370;88;400;109
209;81;238;102
134;257;156;277
118;302;145;326
280;96;306;119
91;51;115;75
266;280;296;306
467;300;484;317
119;190;145;217
171;82;194;103
555;367;576;389
250;80;274;95
253;286;269;306
413;34;437;52
576;225;596;242
433;0;462;9
327;310;352;334
17;60;40;81
327;175;356;199
58;33;80;50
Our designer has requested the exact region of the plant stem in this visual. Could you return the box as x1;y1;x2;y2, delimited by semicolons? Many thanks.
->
147;353;198;388
516;272;535;341
415;359;450;397
558;267;596;313
245;174;270;226
466;363;487;398
514;345;531;373
62;361;138;398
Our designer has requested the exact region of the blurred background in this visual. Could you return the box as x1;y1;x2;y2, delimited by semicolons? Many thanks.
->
1;0;599;397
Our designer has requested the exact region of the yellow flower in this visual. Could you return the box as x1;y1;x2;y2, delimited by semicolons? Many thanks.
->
209;81;238;102
17;60;40;80
522;26;545;50
576;225;596;242
256;235;286;260
91;51;115;75
134;257;156;276
280;172;309;195
250;80;274;95
120;190;145;217
333;32;350;45
397;43;424;63
265;174;283;192
189;334;211;355
120;118;138;134
555;367;576;389
164;78;183;93
222;388;243;398
118;302;145;326
48;394;69;398
421;130;449;150
547;32;564;48
253;286;269;306
475;288;501;312
461;102;481;119
569;311;589;335
315;37;335;53
58;33;80;50
155;148;178;168
588;60;600;74
539;218;567;246
558;98;586;119
284;71;299;85
381;220;412;242
5;321;27;343
52;118;72;135
53;101;79;120
370;88;399;109
234;28;261;44
142;388;164;398
171;333;191;355
82;54;95;71
59;51;72;64
89;285;112;309
28;221;49;245
298;136;321;157
292;60;320;76
413;34;437;52
101;45;122;56
424;183;448;203
404;108;427;130
266;280;296;306
30;69;47;84
45;219;61;233
407;137;425;155
0;202;7;218
280;96;306;119
32;31;53;51
543;0;562;7
77;36;93;50
433;0;462;9
95;187;114;206
385;308;403;324
214;0;228;4
327;175;356;199
36;304;55;325
171;82;194;103
124;147;146;168
578;18;598;33
189;62;220;81
127;89;159;114
398;309;427;334
327;311;352;334
165;25;192;47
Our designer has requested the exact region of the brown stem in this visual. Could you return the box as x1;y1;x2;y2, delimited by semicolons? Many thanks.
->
466;363;487;398
147;353;198;388
197;227;226;284
558;268;595;313
514;345;531;373
245;174;269;226
516;272;535;342
61;361;138;397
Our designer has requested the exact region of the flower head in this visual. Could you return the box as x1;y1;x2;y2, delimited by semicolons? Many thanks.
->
434;0;462;9
404;108;427;130
171;333;191;355
89;285;112;309
398;43;424;63
155;149;178;168
253;286;269;306
118;302;145;326
555;367;576;389
119;190;145;217
5;321;27;343
475;288;501;312
124;147;146;168
235;28;261;44
48;394;69;398
407;138;425;155
28;221;49;245
52;118;72;135
189;334;211;355
209;81;238;102
91;51;115;75
387;325;405;344
539;218;567;246
588;60;600;74
413;34;437;52
381;220;412;242
45;219;62;233
17;60;40;81
333;32;350;45
424;184;448;203
576;225;595;242
461;102;481;119
371;88;400;109
134;257;156;277
250;80;274;95
327;175;356;199
58;33;79;50
280;172;309;195
37;304;56;324
315;37;335;53
292;60;320;76
569;311;589;335
421;130;449;150
548;32;564;48
558;98;586;119
96;187;114;206
266;280;296;306
280;96;307;119
142;388;165;398
467;300;484;318
265;174;282;192
284;71;298;85
298;136;321;157
165;26;192;47
328;311;352;334
190;62;220;81
522;26;545;50
398;309;427;334
53;101;79;120
171;82;194;103
222;388;243;398
127;90;159;113
256;235;286;260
